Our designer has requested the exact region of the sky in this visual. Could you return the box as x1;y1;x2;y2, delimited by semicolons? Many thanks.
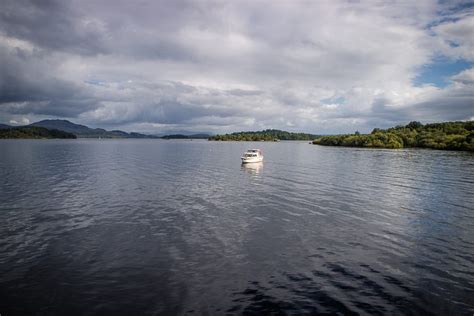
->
0;0;473;134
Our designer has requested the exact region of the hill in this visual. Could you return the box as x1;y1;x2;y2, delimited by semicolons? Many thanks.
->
30;120;157;138
30;120;92;134
313;121;474;151
0;126;77;139
209;129;319;141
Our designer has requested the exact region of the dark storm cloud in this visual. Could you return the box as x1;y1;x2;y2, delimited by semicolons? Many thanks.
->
0;0;107;55
66;79;252;130
370;88;474;124
409;94;474;121
2;99;99;117
0;51;74;103
0;0;204;61
370;98;411;122
141;101;237;125
0;41;99;117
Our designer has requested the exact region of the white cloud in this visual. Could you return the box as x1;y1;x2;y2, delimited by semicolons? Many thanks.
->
8;117;30;125
0;0;472;134
451;67;474;84
433;15;474;60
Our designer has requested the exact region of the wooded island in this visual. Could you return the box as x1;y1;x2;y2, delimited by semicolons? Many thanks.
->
209;129;319;141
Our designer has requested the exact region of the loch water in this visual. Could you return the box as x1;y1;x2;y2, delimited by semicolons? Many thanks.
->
0;139;473;315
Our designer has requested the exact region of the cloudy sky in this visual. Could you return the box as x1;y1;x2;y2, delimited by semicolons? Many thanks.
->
0;0;473;134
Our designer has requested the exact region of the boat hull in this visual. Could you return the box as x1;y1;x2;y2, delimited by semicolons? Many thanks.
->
241;157;263;163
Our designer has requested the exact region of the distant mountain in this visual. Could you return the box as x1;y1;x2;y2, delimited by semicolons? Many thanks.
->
0;124;12;129
0;126;76;139
161;133;210;139
29;120;157;138
30;120;91;134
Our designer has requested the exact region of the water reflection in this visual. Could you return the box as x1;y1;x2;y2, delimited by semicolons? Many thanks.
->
241;162;263;176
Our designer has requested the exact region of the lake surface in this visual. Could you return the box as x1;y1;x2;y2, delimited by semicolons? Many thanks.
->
1;139;473;315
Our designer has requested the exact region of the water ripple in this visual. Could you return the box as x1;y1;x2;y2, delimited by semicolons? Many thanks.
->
0;140;473;315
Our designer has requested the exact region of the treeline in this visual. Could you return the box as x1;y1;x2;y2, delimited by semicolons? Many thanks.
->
162;134;210;139
0;127;77;139
209;129;319;141
313;121;474;151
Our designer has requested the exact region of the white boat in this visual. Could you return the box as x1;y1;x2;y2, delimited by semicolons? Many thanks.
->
241;149;263;163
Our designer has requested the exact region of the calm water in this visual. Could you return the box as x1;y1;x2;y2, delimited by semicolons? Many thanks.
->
1;139;473;315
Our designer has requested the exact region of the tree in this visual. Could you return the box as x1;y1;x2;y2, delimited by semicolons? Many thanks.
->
406;121;423;130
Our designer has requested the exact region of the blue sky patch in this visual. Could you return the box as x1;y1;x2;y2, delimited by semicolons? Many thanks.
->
414;58;473;88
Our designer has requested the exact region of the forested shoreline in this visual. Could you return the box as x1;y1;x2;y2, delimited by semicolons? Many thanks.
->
209;129;319;141
0;127;77;139
313;121;474;151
